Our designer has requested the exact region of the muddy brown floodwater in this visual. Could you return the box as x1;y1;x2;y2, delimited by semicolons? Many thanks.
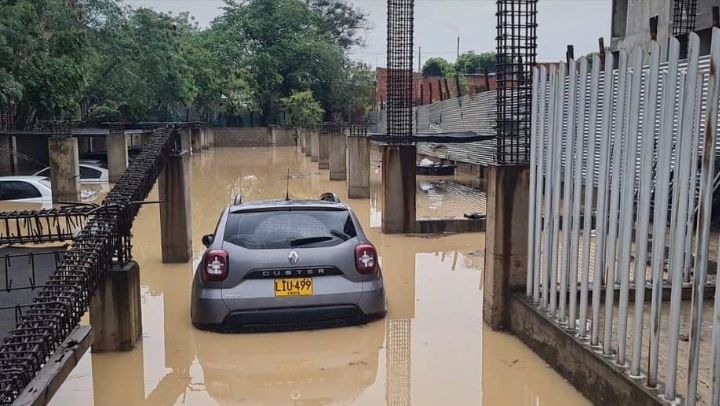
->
50;146;589;406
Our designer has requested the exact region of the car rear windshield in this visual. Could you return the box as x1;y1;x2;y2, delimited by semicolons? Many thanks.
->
223;210;357;249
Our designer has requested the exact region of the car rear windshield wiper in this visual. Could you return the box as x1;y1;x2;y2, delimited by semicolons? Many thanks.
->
329;230;350;241
290;236;334;247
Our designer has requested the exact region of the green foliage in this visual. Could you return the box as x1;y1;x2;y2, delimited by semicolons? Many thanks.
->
280;90;324;127
0;0;369;128
422;57;455;77
455;51;496;74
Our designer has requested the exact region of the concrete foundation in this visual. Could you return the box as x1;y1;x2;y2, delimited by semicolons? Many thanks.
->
381;144;416;234
318;132;330;170
483;164;529;330
310;131;319;162
159;151;192;263
191;128;202;153
106;132;128;183
329;133;347;180
0;135;17;175
48;137;80;203
347;135;370;198
90;261;142;352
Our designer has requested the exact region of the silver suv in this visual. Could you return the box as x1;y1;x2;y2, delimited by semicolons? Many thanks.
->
191;193;387;332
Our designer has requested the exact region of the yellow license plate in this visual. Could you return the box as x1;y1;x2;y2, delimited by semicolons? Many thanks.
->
274;278;313;297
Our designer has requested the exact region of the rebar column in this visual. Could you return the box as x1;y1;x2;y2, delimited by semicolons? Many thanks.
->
484;0;537;330
382;0;416;234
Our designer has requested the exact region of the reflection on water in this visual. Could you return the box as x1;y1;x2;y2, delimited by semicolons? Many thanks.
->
50;147;588;406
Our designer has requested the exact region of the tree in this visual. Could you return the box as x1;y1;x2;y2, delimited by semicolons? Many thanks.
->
455;51;496;74
305;0;368;50
280;90;324;127
422;57;455;77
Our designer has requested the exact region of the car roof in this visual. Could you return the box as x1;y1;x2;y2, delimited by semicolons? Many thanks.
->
0;176;49;182
230;199;348;213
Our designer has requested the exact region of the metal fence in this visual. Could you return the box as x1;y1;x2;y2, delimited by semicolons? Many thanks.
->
527;29;720;404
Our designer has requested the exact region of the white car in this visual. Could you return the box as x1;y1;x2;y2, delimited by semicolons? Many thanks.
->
0;176;98;205
33;162;109;184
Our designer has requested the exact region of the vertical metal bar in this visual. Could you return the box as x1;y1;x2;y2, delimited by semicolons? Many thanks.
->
631;41;661;377
681;32;703;405
648;37;681;388
560;59;577;323
549;63;568;317
542;67;558;309
579;55;601;339
568;57;587;331
616;47;644;365
604;50;629;356
591;51;615;346
533;66;549;303
528;67;540;297
684;71;703;284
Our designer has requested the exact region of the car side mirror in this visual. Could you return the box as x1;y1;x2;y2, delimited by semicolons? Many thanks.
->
202;234;214;248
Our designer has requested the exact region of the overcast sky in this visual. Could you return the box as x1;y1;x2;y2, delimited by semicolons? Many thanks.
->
125;0;612;68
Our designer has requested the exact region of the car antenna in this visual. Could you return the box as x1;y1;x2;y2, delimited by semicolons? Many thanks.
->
285;168;290;201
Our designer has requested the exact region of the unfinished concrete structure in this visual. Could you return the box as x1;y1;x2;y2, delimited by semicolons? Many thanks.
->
159;149;192;263
329;126;347;181
107;127;129;183
48;136;81;203
347;125;371;198
318;125;330;170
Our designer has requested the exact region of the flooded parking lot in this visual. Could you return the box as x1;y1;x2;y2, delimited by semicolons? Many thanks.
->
50;146;588;405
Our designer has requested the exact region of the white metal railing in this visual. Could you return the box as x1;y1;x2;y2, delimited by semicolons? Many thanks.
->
527;29;720;405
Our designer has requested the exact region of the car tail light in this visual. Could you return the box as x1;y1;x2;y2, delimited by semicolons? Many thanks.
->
203;250;228;282
355;244;378;274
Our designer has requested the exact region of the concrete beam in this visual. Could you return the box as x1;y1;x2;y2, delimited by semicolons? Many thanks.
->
310;130;319;161
13;326;92;406
191;128;202;153
318;132;330;170
0;135;17;175
329;132;347;180
381;144;416;234
159;151;192;263
48;137;80;203
347;135;370;198
483;164;529;330
106;131;128;183
89;261;142;352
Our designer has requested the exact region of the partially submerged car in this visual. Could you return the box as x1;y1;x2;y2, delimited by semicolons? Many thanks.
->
191;193;387;332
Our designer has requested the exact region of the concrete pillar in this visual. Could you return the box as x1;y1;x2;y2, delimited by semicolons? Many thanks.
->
106;131;128;183
201;127;209;150
48;137;80;203
180;128;192;155
159;151;192;263
300;129;306;154
318;132;330;170
90;261;142;352
329;132;347;181
305;130;313;157
0;135;16;175
206;127;215;148
381;144;416;234
191;128;202;153
310;131;319;162
347;135;370;198
483;165;529;330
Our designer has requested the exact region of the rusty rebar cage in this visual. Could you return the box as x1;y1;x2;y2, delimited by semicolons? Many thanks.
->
495;0;537;164
386;0;414;141
673;0;698;58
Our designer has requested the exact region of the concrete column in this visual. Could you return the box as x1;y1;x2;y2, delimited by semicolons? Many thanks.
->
159;151;192;263
347;135;370;198
305;130;313;157
180;128;192;155
106;131;128;183
318;132;330;170
329;132;347;181
381;144;416;234
483;164;529;330
310;131;319;162
300;129;306;154
0;135;16;175
201;127;209;150
206;127;215;148
48;137;80;203
89;261;142;352
191;128;202;153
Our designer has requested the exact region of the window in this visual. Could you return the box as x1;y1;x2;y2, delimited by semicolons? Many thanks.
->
0;181;41;200
35;168;50;177
224;210;357;249
79;166;102;179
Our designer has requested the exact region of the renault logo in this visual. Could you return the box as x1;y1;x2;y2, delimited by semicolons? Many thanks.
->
288;251;299;265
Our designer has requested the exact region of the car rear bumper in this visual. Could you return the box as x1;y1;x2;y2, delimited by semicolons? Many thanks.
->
191;278;386;332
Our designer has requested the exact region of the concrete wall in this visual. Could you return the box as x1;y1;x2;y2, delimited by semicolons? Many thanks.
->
212;127;296;148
